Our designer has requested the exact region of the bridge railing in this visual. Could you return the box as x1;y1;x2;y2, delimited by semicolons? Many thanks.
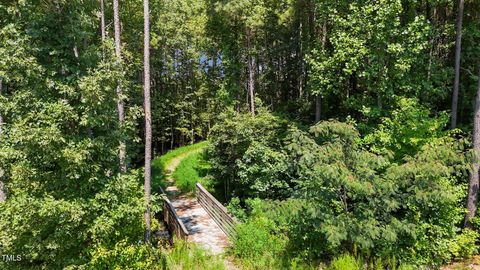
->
196;183;238;239
160;187;190;241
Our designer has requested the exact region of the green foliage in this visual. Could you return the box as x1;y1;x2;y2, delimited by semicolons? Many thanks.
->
231;199;288;269
328;254;361;270
208;108;293;199
228;198;314;269
2;0;480;269
173;150;211;193
165;240;225;270
87;241;166;270
449;229;479;260
363;97;450;160
211;109;470;267
308;0;433;120
87;239;225;270
0;171;148;269
0;5;148;269
288;120;468;265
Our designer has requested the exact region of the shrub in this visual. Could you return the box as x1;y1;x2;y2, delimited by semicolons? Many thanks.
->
288;120;468;265
86;240;225;270
86;241;166;270
0;171;148;269
449;229;479;260
232;216;287;269
208;108;293;199
210;108;469;266
328;254;361;270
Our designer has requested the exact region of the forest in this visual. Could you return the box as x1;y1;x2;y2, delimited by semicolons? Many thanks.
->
1;0;480;269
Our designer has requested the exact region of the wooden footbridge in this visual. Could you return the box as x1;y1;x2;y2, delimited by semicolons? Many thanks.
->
161;183;238;254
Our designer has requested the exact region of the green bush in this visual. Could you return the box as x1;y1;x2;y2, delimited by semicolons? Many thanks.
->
397;264;416;270
210;109;469;267
208;108;293;199
0;171;148;269
328;254;361;270
87;241;166;270
449;229;479;260
232;216;287;269
87;239;225;270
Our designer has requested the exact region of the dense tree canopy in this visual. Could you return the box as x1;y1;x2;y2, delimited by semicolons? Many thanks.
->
1;0;480;269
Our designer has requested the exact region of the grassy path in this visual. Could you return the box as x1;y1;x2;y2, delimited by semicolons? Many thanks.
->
152;141;208;194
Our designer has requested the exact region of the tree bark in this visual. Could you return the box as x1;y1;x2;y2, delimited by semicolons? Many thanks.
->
246;29;255;116
315;95;321;123
315;22;327;124
0;78;5;202
465;66;480;228
113;0;127;172
143;0;152;243
100;0;106;42
298;20;304;99
451;0;464;129
0;78;3;135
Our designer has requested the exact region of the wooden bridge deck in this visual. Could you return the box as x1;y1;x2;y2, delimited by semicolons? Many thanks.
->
170;194;229;254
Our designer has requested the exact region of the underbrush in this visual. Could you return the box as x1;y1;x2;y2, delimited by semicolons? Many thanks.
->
229;198;478;269
87;239;225;270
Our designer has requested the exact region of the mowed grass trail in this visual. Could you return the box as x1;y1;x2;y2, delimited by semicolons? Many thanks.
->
152;141;209;194
173;150;212;193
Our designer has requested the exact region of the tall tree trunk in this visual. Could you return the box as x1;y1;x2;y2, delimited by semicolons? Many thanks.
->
246;29;256;116
100;0;106;42
143;0;152;243
0;78;5;202
298;20;304;99
113;0;127;172
465;66;480;228
451;0;464;129
315;22;327;123
315;95;321;123
0;78;3;135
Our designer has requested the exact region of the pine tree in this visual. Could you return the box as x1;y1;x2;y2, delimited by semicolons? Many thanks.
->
143;0;152;243
451;0;465;129
113;0;127;172
465;66;480;227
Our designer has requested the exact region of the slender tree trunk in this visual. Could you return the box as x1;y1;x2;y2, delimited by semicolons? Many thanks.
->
100;0;106;42
315;95;321;123
246;29;256;116
113;0;127;172
315;22;327;123
0;78;5;202
465;66;480;228
451;0;464;129
0;78;3;135
143;0;152;243
299;21;304;99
